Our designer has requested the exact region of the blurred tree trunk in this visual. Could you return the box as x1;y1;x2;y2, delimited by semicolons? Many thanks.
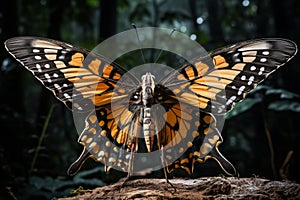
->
99;0;118;41
36;0;66;130
206;0;224;44
0;0;23;112
0;0;18;61
0;0;28;179
271;0;293;38
256;0;269;37
47;0;67;40
188;0;199;31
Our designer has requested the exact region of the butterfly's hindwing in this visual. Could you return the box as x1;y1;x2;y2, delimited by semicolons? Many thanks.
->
164;111;236;175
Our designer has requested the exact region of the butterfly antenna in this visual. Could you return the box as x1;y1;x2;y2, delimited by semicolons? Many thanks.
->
132;24;146;64
153;28;176;63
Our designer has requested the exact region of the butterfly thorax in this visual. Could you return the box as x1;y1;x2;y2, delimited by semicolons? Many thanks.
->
141;72;155;107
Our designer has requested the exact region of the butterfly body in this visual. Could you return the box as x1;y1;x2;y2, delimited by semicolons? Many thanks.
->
4;36;297;177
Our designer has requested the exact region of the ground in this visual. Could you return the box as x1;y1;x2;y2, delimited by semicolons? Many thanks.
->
56;177;300;200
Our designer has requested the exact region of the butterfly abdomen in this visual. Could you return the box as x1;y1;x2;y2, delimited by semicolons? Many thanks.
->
142;107;155;152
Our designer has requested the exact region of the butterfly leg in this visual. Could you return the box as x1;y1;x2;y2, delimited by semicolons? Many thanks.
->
120;143;136;188
161;146;176;192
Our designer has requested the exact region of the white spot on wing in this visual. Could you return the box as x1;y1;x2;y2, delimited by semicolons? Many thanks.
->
250;66;256;71
44;63;50;68
35;55;42;60
260;58;267;62
36;64;42;72
44;73;51;83
248;76;255;85
226;95;237;105
54;83;60;89
238;86;245;95
262;51;270;55
64;93;71;99
58;55;65;60
33;49;40;53
258;67;265;75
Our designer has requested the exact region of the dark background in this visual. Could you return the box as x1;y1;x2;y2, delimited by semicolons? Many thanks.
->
0;0;300;199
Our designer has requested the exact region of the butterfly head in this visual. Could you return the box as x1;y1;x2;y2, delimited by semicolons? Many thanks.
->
141;72;156;107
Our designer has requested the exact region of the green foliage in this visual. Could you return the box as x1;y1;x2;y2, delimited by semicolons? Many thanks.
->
226;98;262;119
268;100;300;112
226;85;300;119
30;105;56;174
18;167;106;199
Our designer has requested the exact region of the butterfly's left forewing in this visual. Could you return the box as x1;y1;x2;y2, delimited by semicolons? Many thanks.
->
5;37;138;112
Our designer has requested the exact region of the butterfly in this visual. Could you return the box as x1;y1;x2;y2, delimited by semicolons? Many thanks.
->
5;36;297;178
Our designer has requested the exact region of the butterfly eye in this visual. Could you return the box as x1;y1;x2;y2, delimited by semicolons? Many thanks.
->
132;91;140;100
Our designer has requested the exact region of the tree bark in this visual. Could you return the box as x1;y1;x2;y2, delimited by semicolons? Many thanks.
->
99;0;118;41
206;0;224;44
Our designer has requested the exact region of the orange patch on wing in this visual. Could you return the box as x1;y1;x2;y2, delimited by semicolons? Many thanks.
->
88;59;101;74
113;73;121;80
92;92;113;107
88;115;97;123
54;61;66;68
102;65;113;78
213;55;229;68
69;53;84;67
89;128;97;134
209;70;239;80
190;84;216;100
198;97;209;109
232;63;245;71
194;76;230;90
177;74;186;81
184;66;196;79
203;115;212;124
165;109;178;127
116;130;127;144
195;61;209;75
180;158;189;164
96;82;110;93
